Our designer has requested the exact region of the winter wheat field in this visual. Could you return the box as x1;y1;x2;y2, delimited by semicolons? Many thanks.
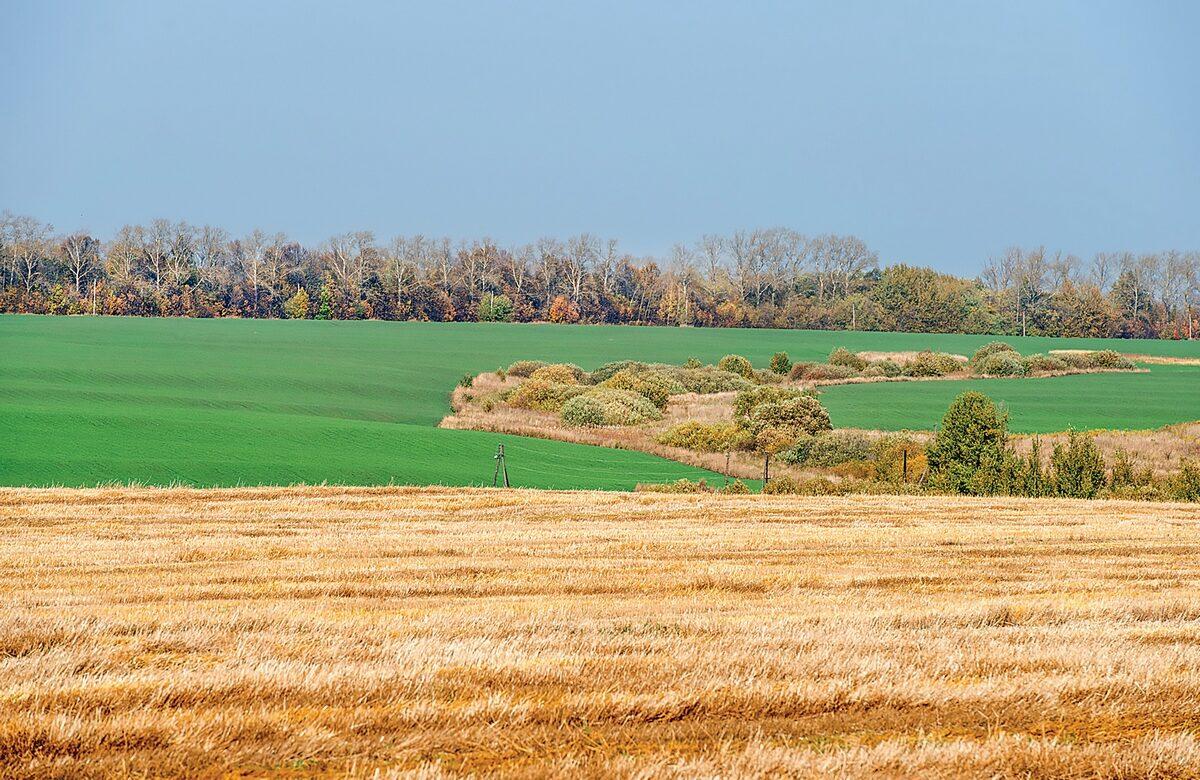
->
5;317;1200;777
3;486;1200;778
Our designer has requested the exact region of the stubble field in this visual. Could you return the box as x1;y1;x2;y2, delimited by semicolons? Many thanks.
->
4;486;1200;778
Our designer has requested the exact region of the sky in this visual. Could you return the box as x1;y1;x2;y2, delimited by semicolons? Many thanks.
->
2;0;1198;273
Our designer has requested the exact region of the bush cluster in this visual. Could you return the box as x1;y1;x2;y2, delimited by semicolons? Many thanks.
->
902;350;962;377
789;349;961;381
505;379;586;411
791;363;858;381
717;354;755;378
506;360;549;378
970;341;1018;365
528;363;584;384
1021;354;1067;373
967;342;1136;377
828;347;867;371
925;391;1197;502
635;478;714;493
588;360;647;384
973;351;1026;377
782;431;875;467
560;387;662;426
1057;349;1136;370
600;368;678;409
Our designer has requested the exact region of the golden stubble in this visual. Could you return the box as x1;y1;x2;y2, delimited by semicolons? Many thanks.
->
2;486;1200;778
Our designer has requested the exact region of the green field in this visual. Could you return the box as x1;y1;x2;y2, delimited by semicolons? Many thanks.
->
3;315;1199;488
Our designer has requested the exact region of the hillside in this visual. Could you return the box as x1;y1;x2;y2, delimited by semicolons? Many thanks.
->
3;315;1199;487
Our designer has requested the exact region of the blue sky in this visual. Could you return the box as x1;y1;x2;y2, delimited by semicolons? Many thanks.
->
2;1;1197;272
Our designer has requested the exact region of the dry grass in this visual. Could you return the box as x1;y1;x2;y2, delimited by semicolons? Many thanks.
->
4;486;1200;777
1012;422;1200;475
1048;349;1200;367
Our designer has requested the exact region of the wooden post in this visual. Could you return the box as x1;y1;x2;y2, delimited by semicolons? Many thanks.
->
763;453;770;486
902;449;908;483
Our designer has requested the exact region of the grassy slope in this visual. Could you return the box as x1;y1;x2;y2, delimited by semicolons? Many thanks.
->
2;315;1199;487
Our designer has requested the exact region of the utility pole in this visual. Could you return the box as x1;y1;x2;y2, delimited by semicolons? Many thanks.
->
492;443;510;488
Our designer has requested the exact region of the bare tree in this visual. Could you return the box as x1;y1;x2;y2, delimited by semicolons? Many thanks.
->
60;233;101;294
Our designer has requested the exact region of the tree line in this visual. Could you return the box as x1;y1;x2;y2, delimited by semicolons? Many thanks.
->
2;212;1197;339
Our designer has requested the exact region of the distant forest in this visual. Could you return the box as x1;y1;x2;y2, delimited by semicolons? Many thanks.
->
2;212;1197;339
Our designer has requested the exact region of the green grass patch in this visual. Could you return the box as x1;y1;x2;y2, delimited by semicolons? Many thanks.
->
2;316;1198;487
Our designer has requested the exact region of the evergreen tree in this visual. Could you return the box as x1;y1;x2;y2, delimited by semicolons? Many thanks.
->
315;281;334;320
926;392;1010;495
1050;430;1107;498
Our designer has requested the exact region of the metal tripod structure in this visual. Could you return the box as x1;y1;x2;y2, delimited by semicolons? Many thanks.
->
492;443;510;487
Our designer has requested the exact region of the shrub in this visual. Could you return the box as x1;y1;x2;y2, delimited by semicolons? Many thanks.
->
788;362;814;380
733;385;814;420
506;359;549;378
926;391;1010;495
458;373;475;389
762;476;847;495
476;292;514;322
1021;354;1067;374
828;347;867;371
588;360;647;384
600;368;677;409
973;352;1026;377
283;288;310;319
971;341;1018;365
769;351;792;375
782;431;875;467
761;475;801;494
872;359;903;377
871;434;927;484
862;365;885;378
904;351;962;377
529;363;584;384
1085;349;1135;369
752;368;784;385
635;479;713;494
506;379;586;411
1050;430;1107;499
796;363;858;381
1170;461;1200;502
657;421;741;452
674;366;753;394
495;367;507;380
719;479;751;495
560;387;662;426
683;357;703;369
1109;449;1152;490
717;354;754;378
745;397;833;440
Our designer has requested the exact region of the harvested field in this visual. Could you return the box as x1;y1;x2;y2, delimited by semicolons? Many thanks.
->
4;486;1200;777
